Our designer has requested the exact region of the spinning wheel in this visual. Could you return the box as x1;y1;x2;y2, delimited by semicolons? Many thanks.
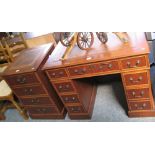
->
77;32;94;50
96;32;108;44
60;32;74;47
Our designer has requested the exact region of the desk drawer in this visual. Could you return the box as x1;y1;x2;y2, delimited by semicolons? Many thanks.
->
27;106;58;115
61;94;80;103
68;65;93;77
5;73;40;86
53;81;75;93
126;88;150;100
121;56;147;69
46;68;68;80
20;96;55;106
14;85;47;97
94;60;119;73
123;72;148;86
128;100;151;111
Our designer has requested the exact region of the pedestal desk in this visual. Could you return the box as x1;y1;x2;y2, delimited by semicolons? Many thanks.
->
3;43;66;119
43;33;155;119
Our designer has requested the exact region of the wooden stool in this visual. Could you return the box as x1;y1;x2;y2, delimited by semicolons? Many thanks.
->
0;80;28;120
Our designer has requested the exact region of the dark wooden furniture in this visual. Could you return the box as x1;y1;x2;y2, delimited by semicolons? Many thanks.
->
43;33;155;119
3;43;66;119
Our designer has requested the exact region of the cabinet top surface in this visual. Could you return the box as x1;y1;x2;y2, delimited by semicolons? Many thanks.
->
4;43;54;75
43;32;150;69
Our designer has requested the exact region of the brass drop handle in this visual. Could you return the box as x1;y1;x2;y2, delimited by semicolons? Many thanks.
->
72;97;76;101
64;97;69;101
65;84;69;88
108;64;112;68
52;72;56;76
59;85;63;89
74;69;79;73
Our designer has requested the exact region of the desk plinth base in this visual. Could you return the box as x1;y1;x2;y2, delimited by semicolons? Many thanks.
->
29;107;67;119
128;109;155;117
69;84;97;120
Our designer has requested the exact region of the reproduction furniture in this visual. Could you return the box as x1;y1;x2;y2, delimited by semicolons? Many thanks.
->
43;32;155;119
3;43;66;119
0;80;28;120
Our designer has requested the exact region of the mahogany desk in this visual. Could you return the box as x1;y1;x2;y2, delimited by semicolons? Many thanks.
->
43;33;155;119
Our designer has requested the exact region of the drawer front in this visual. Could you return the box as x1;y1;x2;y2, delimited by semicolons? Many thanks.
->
121;56;147;69
123;72;148;86
128;100;151;111
5;73;40;86
14;85;47;96
20;97;55;106
46;68;68;80
67;106;85;113
61;94;80;103
126;88;150;100
68;65;93;77
53;81;75;93
93;61;119;73
27;106;58;114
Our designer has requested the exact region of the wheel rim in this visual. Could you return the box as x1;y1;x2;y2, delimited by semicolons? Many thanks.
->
60;32;73;47
77;32;94;50
96;32;108;43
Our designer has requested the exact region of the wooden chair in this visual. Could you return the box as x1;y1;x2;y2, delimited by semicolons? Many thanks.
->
1;32;28;62
0;80;28;120
0;41;10;80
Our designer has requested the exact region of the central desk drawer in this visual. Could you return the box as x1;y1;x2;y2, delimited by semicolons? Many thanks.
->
121;56;147;69
20;96;55;106
13;85;47;97
53;81;75;93
93;60;119;73
126;88;150;100
27;106;58;115
123;71;148;86
68;65;93;77
5;73;40;86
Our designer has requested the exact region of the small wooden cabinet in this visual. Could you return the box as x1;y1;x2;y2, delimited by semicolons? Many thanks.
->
3;43;66;119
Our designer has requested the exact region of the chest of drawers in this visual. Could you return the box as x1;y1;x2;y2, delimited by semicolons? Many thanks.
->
3;43;66;119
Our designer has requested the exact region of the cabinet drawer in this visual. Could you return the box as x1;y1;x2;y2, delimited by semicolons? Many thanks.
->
13;85;47;97
67;106;85;113
5;73;40;86
46;68;68;80
61;94;80;103
27;106;58;115
68;65;93;77
121;56;147;69
128;100;151;111
126;88;150;100
123;72;148;86
93;60;119;73
20;97;54;106
53;81;75;93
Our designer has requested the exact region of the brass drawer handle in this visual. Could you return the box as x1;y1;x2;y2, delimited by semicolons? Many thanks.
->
31;98;40;104
59;71;64;75
52;72;56;76
134;103;147;109
58;85;63;89
24;88;33;94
